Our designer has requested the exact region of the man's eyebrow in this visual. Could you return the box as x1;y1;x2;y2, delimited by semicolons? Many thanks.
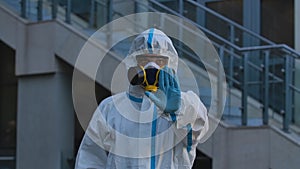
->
156;56;168;59
136;55;168;59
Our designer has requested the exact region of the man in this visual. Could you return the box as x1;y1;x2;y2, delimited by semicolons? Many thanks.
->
75;28;209;169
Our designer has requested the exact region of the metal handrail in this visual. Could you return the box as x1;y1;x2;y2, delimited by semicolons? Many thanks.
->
185;0;275;45
3;0;300;131
145;0;242;49
47;0;300;131
147;0;300;59
147;0;300;126
0;156;15;160
239;44;300;57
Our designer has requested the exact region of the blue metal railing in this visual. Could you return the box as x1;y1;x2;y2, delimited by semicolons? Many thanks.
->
139;0;300;131
1;0;300;132
184;0;275;46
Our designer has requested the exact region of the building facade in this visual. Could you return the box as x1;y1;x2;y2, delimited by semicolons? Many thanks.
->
0;0;300;169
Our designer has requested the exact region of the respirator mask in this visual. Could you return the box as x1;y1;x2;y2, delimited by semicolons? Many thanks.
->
127;62;162;92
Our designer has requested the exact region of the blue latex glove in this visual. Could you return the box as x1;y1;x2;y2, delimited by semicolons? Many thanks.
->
145;66;181;114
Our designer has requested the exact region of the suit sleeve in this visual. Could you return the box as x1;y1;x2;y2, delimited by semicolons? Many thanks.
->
175;90;209;144
75;102;112;169
75;134;108;169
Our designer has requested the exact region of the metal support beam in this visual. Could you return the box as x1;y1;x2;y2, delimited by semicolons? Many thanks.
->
229;24;235;46
263;50;270;125
178;0;184;18
219;46;224;63
106;0;113;48
65;0;71;24
294;0;300;126
243;0;260;47
217;46;225;117
229;25;235;88
196;0;205;26
134;0;138;14
242;52;249;125
107;0;113;23
296;0;300;51
178;0;184;58
52;0;58;19
37;0;43;21
283;56;292;132
21;0;27;18
89;0;95;28
178;0;184;15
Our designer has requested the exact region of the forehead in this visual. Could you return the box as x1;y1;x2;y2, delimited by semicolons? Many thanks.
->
136;54;168;60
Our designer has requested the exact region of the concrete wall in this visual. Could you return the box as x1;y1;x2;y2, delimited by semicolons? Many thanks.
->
198;121;300;169
11;18;76;169
17;67;74;169
269;127;300;169
0;5;56;76
0;4;75;169
0;3;22;49
198;123;270;169
54;19;123;91
0;3;122;168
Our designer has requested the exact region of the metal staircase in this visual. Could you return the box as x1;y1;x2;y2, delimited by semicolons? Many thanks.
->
136;0;300;132
1;0;300;132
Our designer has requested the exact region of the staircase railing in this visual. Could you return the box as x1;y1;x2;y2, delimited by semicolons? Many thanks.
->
135;0;300;132
2;0;300;132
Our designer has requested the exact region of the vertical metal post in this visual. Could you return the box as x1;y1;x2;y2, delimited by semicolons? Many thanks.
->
65;0;71;24
243;0;261;47
37;0;43;21
229;24;235;45
178;0;184;57
107;0;113;23
134;0;138;14
52;0;58;19
283;55;292;132
228;24;236;102
179;0;184;14
21;0;28;18
263;50;270;125
218;46;225;117
196;0;205;26
89;0;95;28
106;0;113;48
229;52;234;88
242;52;249;125
229;24;235;88
219;46;224;63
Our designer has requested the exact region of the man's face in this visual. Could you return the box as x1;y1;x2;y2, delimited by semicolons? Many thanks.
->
136;55;169;68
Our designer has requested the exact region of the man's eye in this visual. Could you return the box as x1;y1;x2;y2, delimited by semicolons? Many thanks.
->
157;59;167;64
137;60;147;65
157;60;163;64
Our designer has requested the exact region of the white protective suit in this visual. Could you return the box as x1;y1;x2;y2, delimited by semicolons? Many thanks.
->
75;28;209;169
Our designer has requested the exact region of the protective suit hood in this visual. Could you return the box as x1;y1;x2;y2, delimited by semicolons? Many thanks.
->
124;28;179;71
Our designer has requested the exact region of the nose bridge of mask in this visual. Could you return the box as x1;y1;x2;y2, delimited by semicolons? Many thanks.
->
144;61;161;69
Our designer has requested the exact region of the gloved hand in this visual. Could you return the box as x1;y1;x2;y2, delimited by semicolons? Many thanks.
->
145;66;181;114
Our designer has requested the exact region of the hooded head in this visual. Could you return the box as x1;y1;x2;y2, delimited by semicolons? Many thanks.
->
124;28;179;72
